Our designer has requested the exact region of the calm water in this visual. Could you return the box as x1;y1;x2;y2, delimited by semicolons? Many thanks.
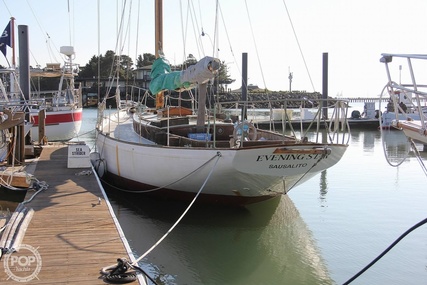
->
4;107;427;284
105;129;427;285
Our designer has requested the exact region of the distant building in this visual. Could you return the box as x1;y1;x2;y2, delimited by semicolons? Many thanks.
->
134;65;152;89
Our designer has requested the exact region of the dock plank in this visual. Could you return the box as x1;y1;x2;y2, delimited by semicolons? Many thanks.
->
0;144;143;284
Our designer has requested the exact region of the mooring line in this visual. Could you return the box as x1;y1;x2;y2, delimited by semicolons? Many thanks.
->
100;152;222;284
132;152;221;264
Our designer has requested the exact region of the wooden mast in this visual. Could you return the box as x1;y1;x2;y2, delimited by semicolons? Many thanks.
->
155;0;164;109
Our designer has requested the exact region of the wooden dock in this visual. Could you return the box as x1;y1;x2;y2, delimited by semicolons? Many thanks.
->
0;144;145;284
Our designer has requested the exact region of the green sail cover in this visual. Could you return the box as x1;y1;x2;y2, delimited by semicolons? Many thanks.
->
149;56;220;95
149;57;191;95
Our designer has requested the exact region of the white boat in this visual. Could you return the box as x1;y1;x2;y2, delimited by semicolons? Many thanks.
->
92;0;349;207
0;18;82;142
379;54;427;143
29;46;83;142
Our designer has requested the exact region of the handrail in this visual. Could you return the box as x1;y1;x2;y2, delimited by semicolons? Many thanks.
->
380;53;427;131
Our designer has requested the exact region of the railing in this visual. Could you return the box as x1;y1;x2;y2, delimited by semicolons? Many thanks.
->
214;98;350;145
101;85;351;146
380;53;427;130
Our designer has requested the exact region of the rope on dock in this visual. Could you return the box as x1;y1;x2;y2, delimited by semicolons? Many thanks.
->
22;179;49;205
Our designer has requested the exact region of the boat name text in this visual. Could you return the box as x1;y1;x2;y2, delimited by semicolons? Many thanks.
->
256;153;324;162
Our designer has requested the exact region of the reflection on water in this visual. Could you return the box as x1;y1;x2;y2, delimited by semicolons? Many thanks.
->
105;185;332;285
290;128;427;285
319;170;328;207
2;110;427;284
381;129;412;163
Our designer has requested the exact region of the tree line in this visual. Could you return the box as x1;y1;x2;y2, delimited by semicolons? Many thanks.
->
78;50;235;90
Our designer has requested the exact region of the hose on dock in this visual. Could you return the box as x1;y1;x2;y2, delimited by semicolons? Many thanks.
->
0;180;46;255
0;203;35;257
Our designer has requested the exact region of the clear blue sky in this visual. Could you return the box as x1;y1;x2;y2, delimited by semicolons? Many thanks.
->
1;0;427;98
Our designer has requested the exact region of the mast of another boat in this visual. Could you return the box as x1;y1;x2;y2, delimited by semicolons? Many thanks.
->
10;17;17;99
241;53;248;121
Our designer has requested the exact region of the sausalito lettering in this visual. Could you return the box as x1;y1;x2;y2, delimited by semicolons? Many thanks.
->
269;163;308;169
256;153;326;162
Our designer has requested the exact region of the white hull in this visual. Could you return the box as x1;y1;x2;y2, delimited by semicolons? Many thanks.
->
30;108;83;141
94;109;347;206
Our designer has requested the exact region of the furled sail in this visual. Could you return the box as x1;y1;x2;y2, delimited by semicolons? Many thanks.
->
149;56;220;95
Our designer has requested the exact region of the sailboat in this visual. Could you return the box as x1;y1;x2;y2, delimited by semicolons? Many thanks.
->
29;46;83;142
379;53;427;142
0;19;82;143
93;0;349;206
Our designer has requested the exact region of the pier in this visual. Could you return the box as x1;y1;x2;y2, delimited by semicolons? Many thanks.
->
0;143;145;284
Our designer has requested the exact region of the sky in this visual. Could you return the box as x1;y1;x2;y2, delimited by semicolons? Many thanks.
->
1;0;427;98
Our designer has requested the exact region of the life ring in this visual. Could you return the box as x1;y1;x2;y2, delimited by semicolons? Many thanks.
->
233;121;257;141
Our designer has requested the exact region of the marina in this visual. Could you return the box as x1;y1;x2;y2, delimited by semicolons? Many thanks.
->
104;124;427;285
0;143;146;284
1;0;427;284
0;107;427;284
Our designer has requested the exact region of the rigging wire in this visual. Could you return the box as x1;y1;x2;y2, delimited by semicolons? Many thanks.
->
243;0;268;91
25;0;60;63
134;0;141;68
217;2;242;80
188;0;204;59
179;0;187;64
281;0;316;92
409;138;427;177
67;0;72;46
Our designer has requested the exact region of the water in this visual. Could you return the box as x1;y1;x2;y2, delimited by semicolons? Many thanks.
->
104;127;427;285
3;107;427;284
97;104;427;285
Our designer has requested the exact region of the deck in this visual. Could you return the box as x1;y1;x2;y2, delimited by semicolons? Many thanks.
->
0;144;145;284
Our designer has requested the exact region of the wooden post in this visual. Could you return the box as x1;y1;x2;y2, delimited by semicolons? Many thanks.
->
322;53;328;119
19;123;24;163
196;83;207;128
39;109;46;145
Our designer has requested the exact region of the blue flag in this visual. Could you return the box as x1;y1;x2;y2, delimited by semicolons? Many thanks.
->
0;21;11;57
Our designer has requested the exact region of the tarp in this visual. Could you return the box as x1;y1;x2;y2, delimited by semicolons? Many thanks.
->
149;56;220;95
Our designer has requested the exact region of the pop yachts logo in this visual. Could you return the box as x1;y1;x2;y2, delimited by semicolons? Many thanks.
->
3;244;42;282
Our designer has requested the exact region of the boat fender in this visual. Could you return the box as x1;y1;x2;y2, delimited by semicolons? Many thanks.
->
233;121;257;141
